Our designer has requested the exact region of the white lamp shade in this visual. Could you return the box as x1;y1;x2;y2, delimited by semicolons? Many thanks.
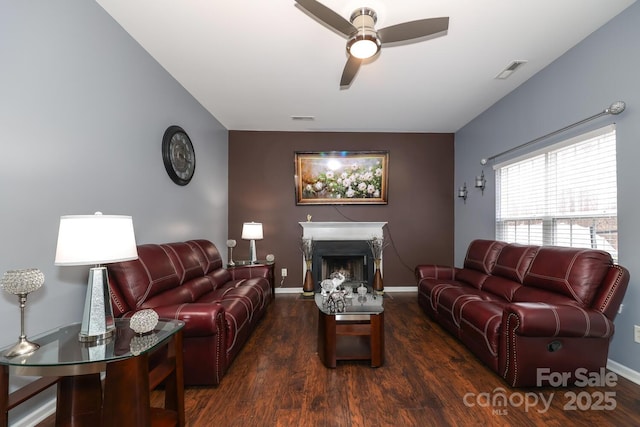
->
54;213;138;266
241;222;263;240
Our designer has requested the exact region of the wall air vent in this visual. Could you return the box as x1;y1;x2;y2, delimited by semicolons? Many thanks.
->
495;60;528;79
291;116;315;121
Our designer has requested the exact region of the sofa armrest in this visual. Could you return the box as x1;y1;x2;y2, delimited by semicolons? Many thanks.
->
415;265;457;281
504;302;613;339
228;264;271;280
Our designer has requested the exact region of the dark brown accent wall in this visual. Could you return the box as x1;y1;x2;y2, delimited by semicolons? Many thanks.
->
228;131;454;288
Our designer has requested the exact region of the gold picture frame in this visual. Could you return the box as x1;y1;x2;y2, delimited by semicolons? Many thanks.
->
294;151;389;205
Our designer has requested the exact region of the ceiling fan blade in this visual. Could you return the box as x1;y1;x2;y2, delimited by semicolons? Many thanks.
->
340;55;362;87
295;0;355;37
378;17;449;44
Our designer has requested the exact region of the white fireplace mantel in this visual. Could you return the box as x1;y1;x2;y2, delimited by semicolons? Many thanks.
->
299;221;386;241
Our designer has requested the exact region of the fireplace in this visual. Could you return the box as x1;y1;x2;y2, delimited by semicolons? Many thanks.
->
299;221;386;292
312;240;374;292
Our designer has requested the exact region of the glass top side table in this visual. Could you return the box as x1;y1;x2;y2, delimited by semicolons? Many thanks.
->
0;318;185;427
0;318;183;374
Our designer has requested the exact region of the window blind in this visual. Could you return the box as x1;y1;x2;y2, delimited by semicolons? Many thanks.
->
496;125;617;261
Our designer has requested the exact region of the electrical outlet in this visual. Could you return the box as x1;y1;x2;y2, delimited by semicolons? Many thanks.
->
618;303;624;314
635;325;640;344
281;268;287;277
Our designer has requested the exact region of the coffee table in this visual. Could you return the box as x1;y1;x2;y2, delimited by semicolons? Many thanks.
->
315;291;384;368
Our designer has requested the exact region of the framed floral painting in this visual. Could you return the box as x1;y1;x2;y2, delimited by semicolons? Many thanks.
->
294;151;389;205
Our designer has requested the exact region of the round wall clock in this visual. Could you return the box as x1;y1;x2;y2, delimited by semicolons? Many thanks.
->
162;125;196;186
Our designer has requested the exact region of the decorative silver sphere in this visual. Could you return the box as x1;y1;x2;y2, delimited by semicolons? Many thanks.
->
129;309;159;335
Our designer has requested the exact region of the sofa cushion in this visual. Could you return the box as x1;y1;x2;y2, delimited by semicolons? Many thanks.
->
455;268;489;289
109;244;181;310
523;246;612;306
187;239;224;274
162;242;205;283
491;244;538;283
463;239;507;274
481;275;522;302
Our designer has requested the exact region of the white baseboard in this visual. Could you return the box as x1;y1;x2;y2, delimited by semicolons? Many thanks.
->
12;397;56;427
275;287;303;294
607;359;640;385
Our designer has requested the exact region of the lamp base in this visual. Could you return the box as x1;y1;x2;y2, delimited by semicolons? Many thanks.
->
79;267;116;343
249;239;258;264
3;337;39;358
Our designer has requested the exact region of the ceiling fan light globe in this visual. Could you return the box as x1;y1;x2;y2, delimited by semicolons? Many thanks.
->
347;34;381;59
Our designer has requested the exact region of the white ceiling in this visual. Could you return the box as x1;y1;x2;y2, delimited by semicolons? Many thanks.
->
96;0;636;133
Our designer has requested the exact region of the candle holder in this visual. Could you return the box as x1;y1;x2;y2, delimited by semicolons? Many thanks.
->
475;170;486;195
458;183;468;203
1;268;45;358
227;239;237;266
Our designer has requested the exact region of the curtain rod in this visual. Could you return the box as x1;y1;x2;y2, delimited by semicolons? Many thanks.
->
480;101;626;165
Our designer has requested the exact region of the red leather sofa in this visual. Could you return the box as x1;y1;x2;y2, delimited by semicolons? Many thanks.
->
416;239;629;387
108;239;271;386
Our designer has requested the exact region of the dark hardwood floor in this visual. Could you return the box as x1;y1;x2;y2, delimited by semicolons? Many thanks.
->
40;293;640;426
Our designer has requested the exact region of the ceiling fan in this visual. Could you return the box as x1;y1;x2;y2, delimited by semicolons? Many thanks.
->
294;0;449;87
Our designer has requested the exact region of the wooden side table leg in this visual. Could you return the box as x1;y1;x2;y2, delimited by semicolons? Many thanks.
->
163;331;185;427
0;366;8;427
103;354;151;427
56;374;102;427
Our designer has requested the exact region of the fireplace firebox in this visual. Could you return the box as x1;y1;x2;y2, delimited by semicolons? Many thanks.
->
312;240;374;292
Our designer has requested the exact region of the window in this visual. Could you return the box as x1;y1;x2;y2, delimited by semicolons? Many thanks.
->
496;125;617;261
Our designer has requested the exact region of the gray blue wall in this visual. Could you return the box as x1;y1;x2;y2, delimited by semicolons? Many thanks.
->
455;3;640;375
1;1;228;422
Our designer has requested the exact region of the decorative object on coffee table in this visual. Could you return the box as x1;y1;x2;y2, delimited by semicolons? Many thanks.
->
129;309;159;335
226;239;237;266
368;236;388;295
301;238;315;297
1;268;45;358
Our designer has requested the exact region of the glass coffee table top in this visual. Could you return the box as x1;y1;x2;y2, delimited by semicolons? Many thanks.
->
315;290;383;316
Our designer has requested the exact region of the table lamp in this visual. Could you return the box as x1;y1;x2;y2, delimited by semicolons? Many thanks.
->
241;222;263;264
54;212;138;342
1;268;45;357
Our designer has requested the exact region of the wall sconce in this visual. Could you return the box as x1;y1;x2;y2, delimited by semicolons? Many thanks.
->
475;171;486;195
457;183;468;203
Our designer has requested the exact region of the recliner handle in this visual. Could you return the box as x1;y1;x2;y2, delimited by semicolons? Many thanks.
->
547;340;563;352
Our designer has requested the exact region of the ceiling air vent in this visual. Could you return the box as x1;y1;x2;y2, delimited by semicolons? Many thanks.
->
495;60;527;79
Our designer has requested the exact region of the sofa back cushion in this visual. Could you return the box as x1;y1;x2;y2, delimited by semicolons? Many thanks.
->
187;240;224;273
523;246;613;307
163;242;205;283
109;244;181;311
491;244;538;283
464;240;507;274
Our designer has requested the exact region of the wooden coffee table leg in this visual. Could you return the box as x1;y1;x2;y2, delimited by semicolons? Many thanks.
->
370;312;384;367
318;311;337;368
